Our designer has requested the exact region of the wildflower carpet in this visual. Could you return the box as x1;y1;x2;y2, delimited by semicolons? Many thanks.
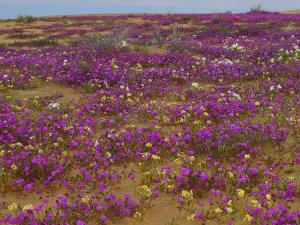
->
0;13;299;224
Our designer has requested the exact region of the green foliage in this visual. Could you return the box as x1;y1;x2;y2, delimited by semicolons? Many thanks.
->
0;42;9;48
80;83;94;93
238;25;250;33
274;46;300;62
16;15;37;24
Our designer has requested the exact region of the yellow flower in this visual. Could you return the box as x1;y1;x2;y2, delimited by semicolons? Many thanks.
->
288;176;295;181
251;200;261;208
189;156;195;162
181;190;194;201
8;203;18;211
174;158;183;165
145;143;152;148
151;155;160;160
139;185;152;197
0;150;4;157
266;193;271;201
187;214;195;221
22;204;33;211
11;164;17;171
57;137;64;142
227;172;234;179
244;215;253;222
81;195;90;203
135;63;143;72
244;154;250;160
237;189;245;198
227;200;233;206
214;208;223;214
133;211;142;220
53;143;59;147
167;184;174;190
254;101;260;106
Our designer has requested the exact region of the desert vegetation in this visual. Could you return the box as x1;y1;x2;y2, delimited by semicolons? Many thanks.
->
0;12;299;224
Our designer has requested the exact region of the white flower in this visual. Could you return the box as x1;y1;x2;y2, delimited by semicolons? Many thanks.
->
94;140;99;147
84;126;91;131
232;92;241;101
216;58;233;65
120;41;128;47
270;85;275;91
227;43;245;52
277;84;282;89
63;60;67;66
48;102;61;109
191;82;199;89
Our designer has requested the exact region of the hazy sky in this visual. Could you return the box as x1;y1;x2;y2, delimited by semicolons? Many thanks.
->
1;0;300;19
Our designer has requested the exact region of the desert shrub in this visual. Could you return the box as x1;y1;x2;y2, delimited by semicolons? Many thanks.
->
83;25;130;51
168;26;183;51
83;32;112;50
250;4;264;13
152;27;164;47
16;15;37;24
238;25;250;34
211;14;224;24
